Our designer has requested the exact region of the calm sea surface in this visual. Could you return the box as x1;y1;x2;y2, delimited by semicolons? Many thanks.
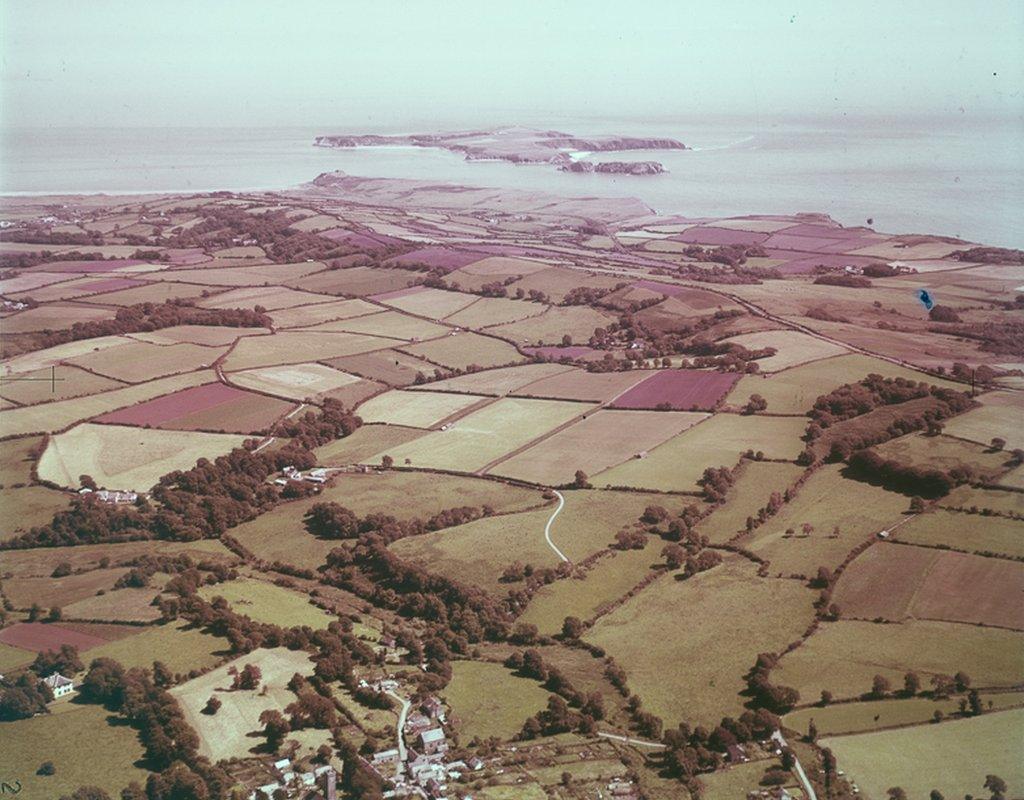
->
1;115;1021;247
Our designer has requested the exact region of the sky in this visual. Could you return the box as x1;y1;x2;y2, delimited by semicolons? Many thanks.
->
1;0;1022;128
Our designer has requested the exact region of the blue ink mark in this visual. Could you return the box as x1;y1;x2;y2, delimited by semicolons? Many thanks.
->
917;289;935;311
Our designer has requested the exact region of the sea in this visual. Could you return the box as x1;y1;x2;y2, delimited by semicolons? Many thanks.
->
1;114;1021;248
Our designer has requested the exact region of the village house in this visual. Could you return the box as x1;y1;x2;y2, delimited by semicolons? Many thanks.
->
43;673;74;699
418;727;448;757
404;712;433;735
726;743;749;763
372;748;401;768
420;696;445;721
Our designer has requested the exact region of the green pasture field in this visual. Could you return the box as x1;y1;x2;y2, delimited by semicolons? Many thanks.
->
697;461;805;544
442;660;551;742
198;577;336;629
894;509;1024;559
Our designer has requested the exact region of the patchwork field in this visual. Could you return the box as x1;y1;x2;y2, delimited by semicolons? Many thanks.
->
0;485;72;541
492;409;707;486
230;471;543;569
195;285;337;310
833;543;1024;629
65;340;227;383
3;566;131;608
894;509;1024;558
229;362;365;401
941;485;1024;515
722;329;849;371
442;660;552;742
326;349;436;386
517;546;660;634
390;489;662;592
355;388;488;428
0;621;110;652
744;464;911;575
221;330;392;370
128;323;271;346
61;585;164;622
942;394;1024;451
775;620;1024;701
38;422;246;491
596;414;806;492
487;305;615;346
697;460;806;543
365;396;591;472
417;362;574;396
94;381;292;433
0;703;149;800
510;367;649;402
171;647;316;761
301;308;449;341
313;423;426;466
198;578;337;629
377;286;478;319
726;354;961;414
398;331;525;370
268;297;378;328
822;709;1024;800
83;619;227;674
288;265;416;296
444;296;545;328
0;364;126;405
0;302;114;333
584;558;816;726
609;369;740;410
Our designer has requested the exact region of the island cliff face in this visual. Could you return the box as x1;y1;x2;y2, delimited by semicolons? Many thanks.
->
313;127;686;172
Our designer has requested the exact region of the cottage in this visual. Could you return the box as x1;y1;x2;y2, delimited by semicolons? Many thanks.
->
421;696;445;721
43;673;74;699
726;743;748;763
405;712;432;734
418;727;448;756
372;749;401;767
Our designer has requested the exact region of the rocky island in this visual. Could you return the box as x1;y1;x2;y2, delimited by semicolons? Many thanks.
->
313;126;686;172
560;160;666;175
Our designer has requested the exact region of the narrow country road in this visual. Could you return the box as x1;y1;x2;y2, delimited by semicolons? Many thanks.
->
386;690;411;762
544;489;569;563
597;731;666;749
772;730;818;800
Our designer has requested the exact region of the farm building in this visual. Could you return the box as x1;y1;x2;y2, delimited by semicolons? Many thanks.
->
418;727;448;756
43;673;74;699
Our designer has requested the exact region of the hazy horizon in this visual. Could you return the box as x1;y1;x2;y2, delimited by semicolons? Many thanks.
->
2;0;1022;129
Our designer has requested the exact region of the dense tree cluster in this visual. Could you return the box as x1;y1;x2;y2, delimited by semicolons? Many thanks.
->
952;246;1024;265
848;448;976;497
4;402;361;550
813;274;873;288
304;500;493;544
745;652;800;713
663;709;780;782
2;299;270;359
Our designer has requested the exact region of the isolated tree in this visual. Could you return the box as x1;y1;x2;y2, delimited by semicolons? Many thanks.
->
28;603;43;622
984;775;1007;799
381;454;394;469
887;788;908;800
37;761;56;775
573;470;592;489
909;496;925;513
561;616;585;640
954;671;972;692
819;690;833;706
903;671;921;696
968;689;983;716
743;394;767;414
806;719;818;742
661;543;686;570
259;709;290;750
871;674;891;698
48;606;63;622
203;696;222;715
51;562;73;578
990;437;1006;451
233;663;262;690
929;791;945;800
79;474;98;491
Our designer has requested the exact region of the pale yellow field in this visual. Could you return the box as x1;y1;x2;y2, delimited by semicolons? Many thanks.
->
65;340;228;383
171;647;316;762
710;217;799;233
488;305;616;346
399;332;525;370
299;309;450;341
2;334;131;374
268;297;378;328
722;329;850;371
725;353;961;414
492;409;708;486
195;285;337;310
38;422;245;491
378;287;478;319
414;363;575;396
512;368;651;402
221;330;393;370
0;369;217;436
367;396;593;472
943;393;1023;450
229;362;362;400
128;324;272;346
822;709;1024;800
355;388;488;428
444;296;545;328
596;413;806;491
585;558;816;726
458;256;552;276
146;261;325;286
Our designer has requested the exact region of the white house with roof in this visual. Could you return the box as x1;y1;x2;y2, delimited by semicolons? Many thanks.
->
43;673;74;699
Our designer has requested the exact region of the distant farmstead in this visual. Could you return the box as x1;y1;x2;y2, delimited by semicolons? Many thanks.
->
43;673;74;699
